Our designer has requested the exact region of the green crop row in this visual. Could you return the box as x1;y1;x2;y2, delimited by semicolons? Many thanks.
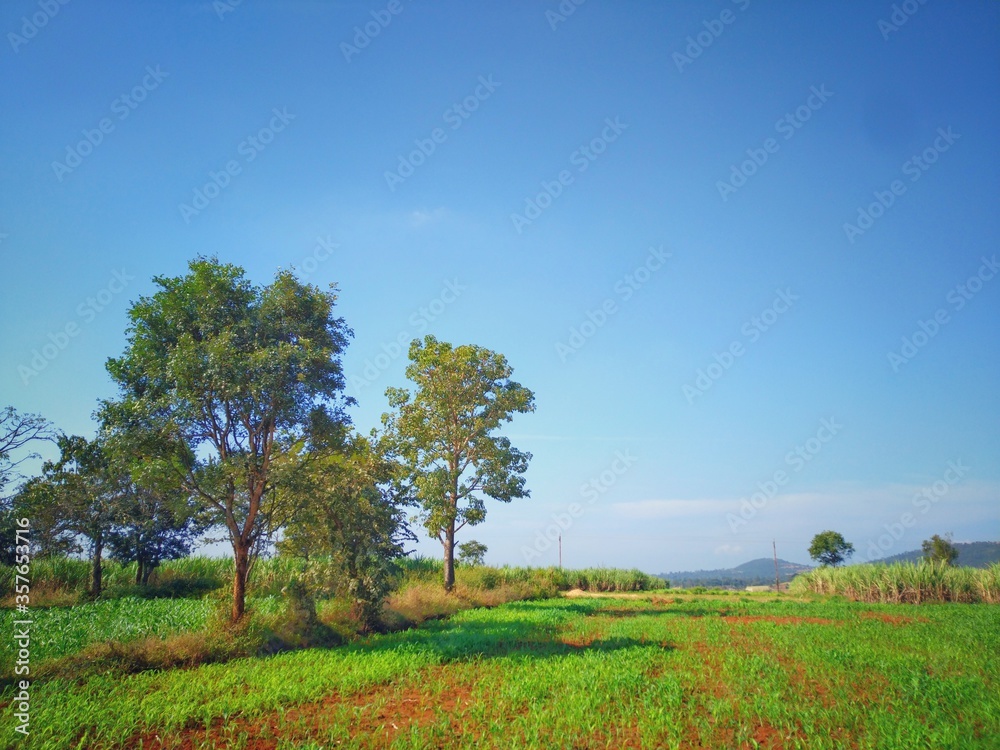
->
791;561;1000;603
6;594;997;749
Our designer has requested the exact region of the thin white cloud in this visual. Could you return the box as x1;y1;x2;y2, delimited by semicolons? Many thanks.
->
408;208;448;227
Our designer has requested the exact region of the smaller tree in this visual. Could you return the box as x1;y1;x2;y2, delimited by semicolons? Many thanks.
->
0;407;56;565
106;485;205;585
457;540;487;567
808;530;854;567
922;533;958;565
39;435;120;596
11;476;80;560
384;336;535;592
277;434;414;632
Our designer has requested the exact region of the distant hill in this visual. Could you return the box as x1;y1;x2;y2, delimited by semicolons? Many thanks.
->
661;558;813;589
875;541;1000;568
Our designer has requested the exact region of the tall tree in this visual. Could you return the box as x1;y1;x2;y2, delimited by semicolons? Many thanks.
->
384;336;534;591
103;257;353;620
808;530;855;567
922;533;958;566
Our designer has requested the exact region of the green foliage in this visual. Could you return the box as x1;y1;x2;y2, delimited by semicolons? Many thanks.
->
791;561;1000;603
922;533;958;565
809;529;855;567
457;540;487;566
384;335;535;590
101;257;354;620
278;434;413;632
558;567;665;592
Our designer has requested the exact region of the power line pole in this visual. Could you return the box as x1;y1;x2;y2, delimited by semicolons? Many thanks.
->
773;539;780;591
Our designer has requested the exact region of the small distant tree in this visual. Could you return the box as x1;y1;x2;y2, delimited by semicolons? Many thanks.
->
457;540;487;567
922;533;958;565
808;530;855;567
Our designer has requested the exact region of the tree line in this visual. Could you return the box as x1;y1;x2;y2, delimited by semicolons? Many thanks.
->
1;257;534;629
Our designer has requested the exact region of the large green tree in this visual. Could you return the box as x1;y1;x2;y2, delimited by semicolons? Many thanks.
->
103;257;353;620
384;336;534;591
808;530;855;567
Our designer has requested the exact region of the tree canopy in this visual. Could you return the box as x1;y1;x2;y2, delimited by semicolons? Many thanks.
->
922;533;958;565
102;256;354;619
384;335;534;591
808;530;855;567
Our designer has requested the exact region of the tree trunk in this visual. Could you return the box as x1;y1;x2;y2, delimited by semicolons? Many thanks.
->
135;559;143;586
141;562;154;586
443;523;456;592
232;542;250;621
91;536;103;597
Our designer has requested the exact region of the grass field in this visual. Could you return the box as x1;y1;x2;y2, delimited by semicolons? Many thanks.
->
3;592;997;749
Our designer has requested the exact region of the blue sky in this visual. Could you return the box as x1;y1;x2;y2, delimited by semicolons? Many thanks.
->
1;0;997;573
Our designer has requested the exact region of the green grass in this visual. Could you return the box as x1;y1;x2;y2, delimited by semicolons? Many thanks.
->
0;597;215;672
5;593;997;749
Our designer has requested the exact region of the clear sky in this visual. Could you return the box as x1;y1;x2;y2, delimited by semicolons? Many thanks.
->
1;0;998;573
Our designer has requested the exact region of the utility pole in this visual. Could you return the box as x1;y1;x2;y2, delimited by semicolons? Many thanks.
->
773;539;780;591
558;534;562;569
